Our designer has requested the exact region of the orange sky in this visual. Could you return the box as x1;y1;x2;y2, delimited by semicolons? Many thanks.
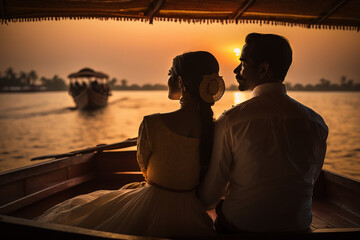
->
0;19;359;86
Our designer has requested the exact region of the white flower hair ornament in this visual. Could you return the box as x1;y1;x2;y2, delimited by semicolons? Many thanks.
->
199;73;225;103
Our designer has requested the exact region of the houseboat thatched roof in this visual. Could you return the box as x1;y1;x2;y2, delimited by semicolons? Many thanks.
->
68;68;109;79
1;0;359;31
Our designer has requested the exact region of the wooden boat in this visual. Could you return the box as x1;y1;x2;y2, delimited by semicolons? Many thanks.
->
72;87;109;110
0;139;359;239
68;68;111;110
1;1;359;239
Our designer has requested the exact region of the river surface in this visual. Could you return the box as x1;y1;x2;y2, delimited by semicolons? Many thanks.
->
0;91;359;180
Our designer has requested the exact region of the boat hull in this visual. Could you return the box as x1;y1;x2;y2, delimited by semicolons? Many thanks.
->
72;88;109;110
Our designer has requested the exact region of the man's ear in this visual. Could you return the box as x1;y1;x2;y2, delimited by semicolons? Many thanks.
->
258;62;270;79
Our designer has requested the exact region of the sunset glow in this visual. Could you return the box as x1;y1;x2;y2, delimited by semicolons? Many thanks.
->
0;20;359;87
234;92;244;105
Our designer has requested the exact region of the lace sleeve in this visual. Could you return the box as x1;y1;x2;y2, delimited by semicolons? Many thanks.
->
136;119;151;180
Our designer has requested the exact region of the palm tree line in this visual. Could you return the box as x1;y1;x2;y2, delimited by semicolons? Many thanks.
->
227;76;359;91
112;76;360;92
0;68;67;91
1;68;358;92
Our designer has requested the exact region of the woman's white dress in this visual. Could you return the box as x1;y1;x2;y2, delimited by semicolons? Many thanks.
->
36;113;215;237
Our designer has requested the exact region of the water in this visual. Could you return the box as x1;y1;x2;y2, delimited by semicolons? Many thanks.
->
0;91;359;180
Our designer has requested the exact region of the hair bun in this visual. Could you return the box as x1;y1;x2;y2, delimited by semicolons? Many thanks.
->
199;73;225;103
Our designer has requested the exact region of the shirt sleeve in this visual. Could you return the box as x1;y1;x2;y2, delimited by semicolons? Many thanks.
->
197;113;233;209
314;122;329;182
136;118;151;180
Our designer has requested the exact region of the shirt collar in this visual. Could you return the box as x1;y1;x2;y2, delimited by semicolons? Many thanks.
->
252;82;287;98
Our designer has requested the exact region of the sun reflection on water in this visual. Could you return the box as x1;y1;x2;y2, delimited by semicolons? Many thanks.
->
233;91;250;105
1;91;359;180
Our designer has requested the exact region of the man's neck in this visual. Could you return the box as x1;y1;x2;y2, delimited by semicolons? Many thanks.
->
251;82;286;97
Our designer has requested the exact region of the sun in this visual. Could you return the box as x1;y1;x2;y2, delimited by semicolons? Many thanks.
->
234;48;241;56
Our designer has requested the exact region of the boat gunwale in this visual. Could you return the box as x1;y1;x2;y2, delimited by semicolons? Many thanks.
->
0;214;359;239
0;152;96;186
0;150;359;238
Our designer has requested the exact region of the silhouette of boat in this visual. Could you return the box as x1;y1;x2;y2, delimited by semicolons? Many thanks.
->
68;68;111;110
0;139;359;239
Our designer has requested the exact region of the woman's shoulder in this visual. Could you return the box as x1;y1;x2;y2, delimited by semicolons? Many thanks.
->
143;113;160;118
142;113;167;131
142;113;161;122
144;111;181;123
143;112;177;128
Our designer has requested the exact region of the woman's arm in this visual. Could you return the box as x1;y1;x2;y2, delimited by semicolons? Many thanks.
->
136;118;151;180
198;114;232;209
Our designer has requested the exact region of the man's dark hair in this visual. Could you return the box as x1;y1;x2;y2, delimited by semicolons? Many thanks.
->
245;33;292;81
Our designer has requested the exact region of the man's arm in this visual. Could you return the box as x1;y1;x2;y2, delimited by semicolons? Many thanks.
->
198;113;233;209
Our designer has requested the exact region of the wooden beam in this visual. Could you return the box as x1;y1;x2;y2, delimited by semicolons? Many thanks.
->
145;0;166;24
1;214;360;239
0;0;5;19
0;153;95;186
0;174;94;215
31;138;137;161
0;215;154;239
231;0;256;20
313;0;349;25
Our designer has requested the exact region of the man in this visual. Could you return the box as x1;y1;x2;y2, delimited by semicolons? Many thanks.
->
198;33;328;233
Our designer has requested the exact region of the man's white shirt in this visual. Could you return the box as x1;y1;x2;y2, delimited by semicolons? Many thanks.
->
198;82;328;232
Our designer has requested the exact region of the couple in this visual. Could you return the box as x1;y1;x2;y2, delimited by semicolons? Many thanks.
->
36;33;328;237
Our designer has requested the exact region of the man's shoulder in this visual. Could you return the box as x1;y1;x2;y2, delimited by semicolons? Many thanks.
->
220;97;260;119
288;97;328;130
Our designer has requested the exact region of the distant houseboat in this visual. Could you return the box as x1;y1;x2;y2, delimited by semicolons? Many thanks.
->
68;68;111;110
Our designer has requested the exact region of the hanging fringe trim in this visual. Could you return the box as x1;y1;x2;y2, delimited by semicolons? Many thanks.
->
1;16;359;31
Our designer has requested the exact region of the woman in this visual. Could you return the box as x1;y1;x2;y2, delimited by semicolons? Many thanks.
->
36;51;225;237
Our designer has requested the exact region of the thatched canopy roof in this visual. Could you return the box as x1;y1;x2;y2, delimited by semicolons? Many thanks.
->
1;0;359;31
68;68;109;79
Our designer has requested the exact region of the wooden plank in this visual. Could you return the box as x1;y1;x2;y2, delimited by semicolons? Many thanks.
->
205;204;341;230
309;228;360;240
25;168;68;195
204;205;347;231
0;215;162;240
94;151;139;172
231;0;256;19
1;214;359;240
322;171;360;217
0;153;95;186
0;174;94;215
31;138;137;161
312;200;360;228
0;180;24;206
68;162;94;179
10;180;102;219
311;214;335;229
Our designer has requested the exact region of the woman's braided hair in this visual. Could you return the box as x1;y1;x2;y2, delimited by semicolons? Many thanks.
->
172;51;219;180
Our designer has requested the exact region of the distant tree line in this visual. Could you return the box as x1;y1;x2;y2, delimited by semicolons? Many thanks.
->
2;68;358;92
109;78;168;90
111;76;360;91
0;68;67;91
227;76;360;91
